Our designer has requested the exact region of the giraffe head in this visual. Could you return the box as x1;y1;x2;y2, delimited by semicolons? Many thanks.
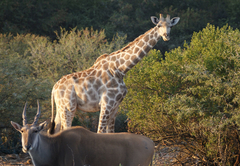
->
151;14;180;41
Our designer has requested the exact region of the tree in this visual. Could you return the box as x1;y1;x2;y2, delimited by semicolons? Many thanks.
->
121;24;240;165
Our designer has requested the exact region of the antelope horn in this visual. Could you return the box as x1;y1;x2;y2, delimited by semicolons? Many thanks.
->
32;100;41;126
159;14;164;21
22;102;28;126
166;14;170;22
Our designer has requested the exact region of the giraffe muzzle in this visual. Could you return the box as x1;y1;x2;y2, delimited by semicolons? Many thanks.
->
163;33;170;41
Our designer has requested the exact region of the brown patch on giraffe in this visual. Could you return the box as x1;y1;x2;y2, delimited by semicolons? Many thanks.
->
150;30;155;35
96;70;102;78
130;54;138;62
154;32;158;38
60;77;67;84
87;68;94;74
101;71;110;84
143;45;152;53
125;60;134;68
88;89;94;96
124;54;130;60
149;39;157;46
110;56;116;61
96;63;102;70
101;60;107;65
82;72;87;77
60;90;65;98
94;53;109;64
125;68;131;73
106;79;118;88
83;80;91;90
88;76;95;84
90;70;97;76
116;60;120;68
120;58;125;65
54;84;59;89
90;93;97;101
77;72;82;78
59;84;66;90
131;56;140;64
109;100;114;106
117;54;121;59
101;120;106;124
93;79;102;90
72;76;79;83
103;95;109;103
134;47;140;54
127;49;133;54
103;63;108;70
82;95;89;102
67;75;72;79
137;40;145;48
139;51;146;59
107;90;118;99
143;35;149;43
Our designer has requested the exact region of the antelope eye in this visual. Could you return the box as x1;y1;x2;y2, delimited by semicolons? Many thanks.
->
20;130;24;133
33;130;38;133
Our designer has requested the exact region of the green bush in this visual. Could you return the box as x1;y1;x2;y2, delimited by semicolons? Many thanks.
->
0;28;126;153
121;24;240;165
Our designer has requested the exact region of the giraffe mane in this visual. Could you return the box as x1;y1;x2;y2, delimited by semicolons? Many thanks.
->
93;27;155;65
94;53;109;64
110;27;155;55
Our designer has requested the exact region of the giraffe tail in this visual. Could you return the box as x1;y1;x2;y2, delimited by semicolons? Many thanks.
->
49;89;55;134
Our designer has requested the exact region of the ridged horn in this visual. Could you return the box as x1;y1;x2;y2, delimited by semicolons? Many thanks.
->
166;14;171;22
32;100;41;126
22;102;28;126
159;14;164;21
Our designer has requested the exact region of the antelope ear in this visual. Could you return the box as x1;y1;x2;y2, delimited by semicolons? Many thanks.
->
151;16;159;25
37;121;48;131
11;121;22;132
170;17;180;26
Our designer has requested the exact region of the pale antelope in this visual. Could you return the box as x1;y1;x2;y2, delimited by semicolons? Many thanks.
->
11;101;154;166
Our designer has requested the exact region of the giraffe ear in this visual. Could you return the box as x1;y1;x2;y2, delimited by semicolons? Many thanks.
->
151;16;159;25
170;17;180;27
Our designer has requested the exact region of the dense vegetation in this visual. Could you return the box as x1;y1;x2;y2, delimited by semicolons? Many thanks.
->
122;25;240;165
1;0;240;164
1;0;240;53
0;28;126;153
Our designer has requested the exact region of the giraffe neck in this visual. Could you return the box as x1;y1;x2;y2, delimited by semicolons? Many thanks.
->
111;27;161;75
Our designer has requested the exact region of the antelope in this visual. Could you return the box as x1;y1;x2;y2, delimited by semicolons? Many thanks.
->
11;101;154;166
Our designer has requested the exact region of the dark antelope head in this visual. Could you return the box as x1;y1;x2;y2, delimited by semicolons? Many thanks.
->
11;101;47;153
151;14;180;41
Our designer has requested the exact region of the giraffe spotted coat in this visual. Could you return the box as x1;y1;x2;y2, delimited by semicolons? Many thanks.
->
50;14;180;133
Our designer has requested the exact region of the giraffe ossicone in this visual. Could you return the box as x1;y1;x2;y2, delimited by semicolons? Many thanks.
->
49;14;180;134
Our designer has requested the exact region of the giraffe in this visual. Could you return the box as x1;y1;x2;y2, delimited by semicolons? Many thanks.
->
49;14;180;134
